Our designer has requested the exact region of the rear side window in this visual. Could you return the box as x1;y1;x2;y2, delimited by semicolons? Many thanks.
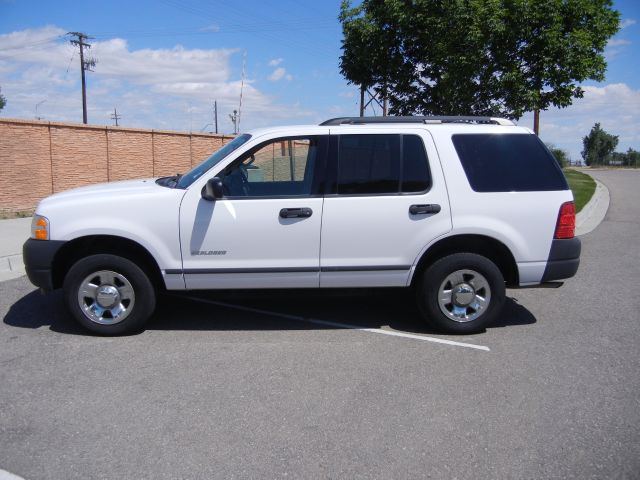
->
338;135;400;194
336;134;431;195
452;134;568;192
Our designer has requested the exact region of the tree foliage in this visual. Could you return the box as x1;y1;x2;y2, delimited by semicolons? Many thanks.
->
0;87;6;112
581;123;618;166
547;144;569;168
604;148;640;167
339;0;620;118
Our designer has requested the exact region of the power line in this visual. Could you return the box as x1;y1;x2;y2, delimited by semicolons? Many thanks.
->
0;34;66;53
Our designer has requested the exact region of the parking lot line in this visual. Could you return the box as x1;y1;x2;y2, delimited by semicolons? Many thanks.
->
176;295;491;352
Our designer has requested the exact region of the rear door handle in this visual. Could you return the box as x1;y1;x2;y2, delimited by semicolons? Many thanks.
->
409;204;441;215
279;207;313;218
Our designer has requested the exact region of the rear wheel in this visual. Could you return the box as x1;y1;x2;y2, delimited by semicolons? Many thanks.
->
63;254;156;335
416;253;505;334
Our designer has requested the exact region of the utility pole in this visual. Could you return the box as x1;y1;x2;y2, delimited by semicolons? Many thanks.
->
68;32;96;124
214;100;218;134
110;107;122;126
229;110;238;135
35;99;47;120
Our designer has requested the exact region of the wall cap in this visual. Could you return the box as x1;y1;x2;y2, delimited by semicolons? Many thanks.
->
0;117;232;139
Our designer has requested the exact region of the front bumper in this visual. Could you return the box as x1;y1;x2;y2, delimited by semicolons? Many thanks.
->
23;238;66;291
541;237;581;282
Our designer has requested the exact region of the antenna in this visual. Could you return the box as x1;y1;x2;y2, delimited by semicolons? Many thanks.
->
238;51;246;133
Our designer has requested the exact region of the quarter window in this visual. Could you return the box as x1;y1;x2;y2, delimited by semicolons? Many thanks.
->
452;133;568;192
402;134;431;192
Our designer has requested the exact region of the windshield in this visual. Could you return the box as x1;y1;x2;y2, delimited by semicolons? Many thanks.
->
176;133;252;188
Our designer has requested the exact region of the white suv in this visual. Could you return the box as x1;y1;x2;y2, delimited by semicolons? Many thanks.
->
23;116;581;335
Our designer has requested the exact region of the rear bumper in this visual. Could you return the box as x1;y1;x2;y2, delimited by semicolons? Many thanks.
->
23;238;66;291
541;237;581;282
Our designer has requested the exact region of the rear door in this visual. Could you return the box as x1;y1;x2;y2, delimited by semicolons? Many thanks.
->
319;129;452;287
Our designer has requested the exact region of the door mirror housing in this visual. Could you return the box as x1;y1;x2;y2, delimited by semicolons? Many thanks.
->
202;177;224;200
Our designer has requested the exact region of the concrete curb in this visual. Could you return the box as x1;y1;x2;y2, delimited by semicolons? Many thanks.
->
0;216;31;281
575;176;610;236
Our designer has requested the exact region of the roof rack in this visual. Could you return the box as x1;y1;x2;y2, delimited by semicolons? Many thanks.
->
320;116;515;126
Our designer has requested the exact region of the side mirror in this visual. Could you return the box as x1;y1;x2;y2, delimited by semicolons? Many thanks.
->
202;177;224;200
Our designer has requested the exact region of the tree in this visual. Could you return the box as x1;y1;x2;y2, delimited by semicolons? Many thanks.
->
581;123;618;166
547;144;569;168
0;87;6;112
339;0;620;128
626;148;640;168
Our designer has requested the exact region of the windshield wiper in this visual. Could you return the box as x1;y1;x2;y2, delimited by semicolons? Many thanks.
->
155;173;182;188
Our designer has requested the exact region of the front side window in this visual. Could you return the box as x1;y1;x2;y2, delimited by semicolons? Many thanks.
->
220;137;320;197
335;134;431;195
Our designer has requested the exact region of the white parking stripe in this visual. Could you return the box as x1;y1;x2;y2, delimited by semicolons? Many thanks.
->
175;295;491;352
0;469;26;480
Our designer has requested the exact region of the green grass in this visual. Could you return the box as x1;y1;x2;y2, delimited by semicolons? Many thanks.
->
0;209;33;219
564;169;596;213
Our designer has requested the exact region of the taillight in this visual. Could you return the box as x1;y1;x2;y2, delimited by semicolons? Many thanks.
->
554;202;576;239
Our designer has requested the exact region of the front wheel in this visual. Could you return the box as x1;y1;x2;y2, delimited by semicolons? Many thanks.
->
63;254;156;335
416;253;505;334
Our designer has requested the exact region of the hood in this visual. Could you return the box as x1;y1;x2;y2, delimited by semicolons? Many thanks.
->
37;178;185;214
45;178;160;201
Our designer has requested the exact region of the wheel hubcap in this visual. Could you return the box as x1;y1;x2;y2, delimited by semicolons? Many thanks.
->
438;269;491;323
77;270;135;325
96;285;120;308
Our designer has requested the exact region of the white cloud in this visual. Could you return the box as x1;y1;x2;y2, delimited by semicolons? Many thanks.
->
520;83;640;161
268;57;283;67
0;26;311;132
620;19;636;29
200;24;220;32
607;38;631;47
268;66;292;81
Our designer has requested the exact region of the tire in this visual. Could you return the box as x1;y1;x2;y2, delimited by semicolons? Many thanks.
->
416;253;505;334
63;254;156;335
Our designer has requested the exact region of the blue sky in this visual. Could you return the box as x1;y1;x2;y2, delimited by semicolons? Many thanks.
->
0;0;638;161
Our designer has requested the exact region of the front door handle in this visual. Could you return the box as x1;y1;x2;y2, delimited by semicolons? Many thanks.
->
280;207;313;219
409;204;441;215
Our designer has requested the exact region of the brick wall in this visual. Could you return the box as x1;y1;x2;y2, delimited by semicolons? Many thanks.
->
0;118;233;213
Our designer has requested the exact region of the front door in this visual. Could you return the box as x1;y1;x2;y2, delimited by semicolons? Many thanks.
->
179;135;327;289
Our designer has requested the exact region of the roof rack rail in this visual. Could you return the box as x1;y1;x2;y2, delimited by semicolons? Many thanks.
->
320;116;515;126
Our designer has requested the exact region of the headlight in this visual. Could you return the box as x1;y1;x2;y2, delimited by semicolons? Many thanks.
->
31;214;50;240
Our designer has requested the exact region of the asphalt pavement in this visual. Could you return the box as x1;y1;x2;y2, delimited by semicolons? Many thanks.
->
0;169;638;479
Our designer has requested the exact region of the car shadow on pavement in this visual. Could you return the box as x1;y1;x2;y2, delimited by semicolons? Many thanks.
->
3;287;536;336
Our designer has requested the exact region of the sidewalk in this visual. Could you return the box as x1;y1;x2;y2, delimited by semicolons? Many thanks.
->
0;217;31;282
0;174;610;283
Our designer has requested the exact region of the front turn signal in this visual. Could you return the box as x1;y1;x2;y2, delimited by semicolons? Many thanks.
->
31;215;50;240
